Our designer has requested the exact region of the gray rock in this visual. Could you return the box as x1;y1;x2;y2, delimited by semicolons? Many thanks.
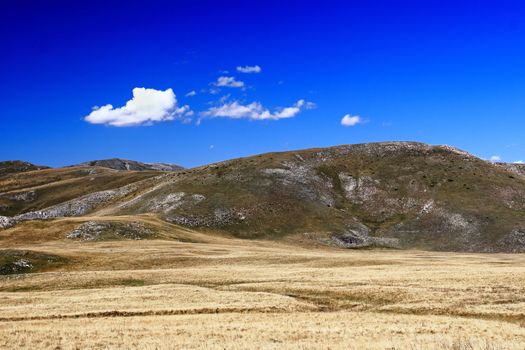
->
497;229;525;253
328;223;400;249
66;221;154;241
0;216;14;229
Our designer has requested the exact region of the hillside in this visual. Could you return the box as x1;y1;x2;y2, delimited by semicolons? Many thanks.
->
74;158;184;172
0;161;49;177
1;142;525;252
0;166;160;218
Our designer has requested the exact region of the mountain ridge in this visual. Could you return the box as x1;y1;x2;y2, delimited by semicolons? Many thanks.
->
72;158;184;172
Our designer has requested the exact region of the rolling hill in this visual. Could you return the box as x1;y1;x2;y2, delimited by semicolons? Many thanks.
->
1;142;525;252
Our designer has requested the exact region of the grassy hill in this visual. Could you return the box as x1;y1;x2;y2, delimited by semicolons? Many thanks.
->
0;166;160;217
1;142;525;252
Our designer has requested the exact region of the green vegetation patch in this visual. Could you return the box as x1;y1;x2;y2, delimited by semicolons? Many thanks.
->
0;250;69;275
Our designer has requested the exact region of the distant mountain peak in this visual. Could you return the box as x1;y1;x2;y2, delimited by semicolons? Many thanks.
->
0;160;50;177
74;158;184;172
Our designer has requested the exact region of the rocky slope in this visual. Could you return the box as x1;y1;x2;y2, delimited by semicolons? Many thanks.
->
0;166;161;218
495;162;525;177
74;158;184;172
2;142;525;253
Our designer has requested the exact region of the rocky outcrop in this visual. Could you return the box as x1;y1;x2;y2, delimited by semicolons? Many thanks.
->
497;230;525;253
168;208;248;228
328;223;401;249
66;221;155;241
263;160;335;207
0;216;14;229
495;162;525;177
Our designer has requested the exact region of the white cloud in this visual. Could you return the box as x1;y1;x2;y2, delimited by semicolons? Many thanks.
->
185;90;196;97
84;88;192;127
305;101;317;110
201;99;308;121
236;65;262;74
218;94;231;104
341;114;363;127
215;76;244;88
514;160;524;164
490;155;501;162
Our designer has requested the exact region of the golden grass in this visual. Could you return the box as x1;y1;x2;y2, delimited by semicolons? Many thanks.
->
1;221;525;349
2;312;523;349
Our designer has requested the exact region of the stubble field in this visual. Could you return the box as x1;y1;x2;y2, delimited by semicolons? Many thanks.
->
1;219;525;349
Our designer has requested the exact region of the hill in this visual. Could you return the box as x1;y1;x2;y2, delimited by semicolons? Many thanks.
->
0;161;49;177
0;166;160;218
1;142;525;252
74;158;184;172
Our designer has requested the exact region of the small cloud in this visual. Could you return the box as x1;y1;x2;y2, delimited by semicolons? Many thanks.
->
84;87;192;127
514;160;524;164
236;65;262;74
209;144;215;150
490;155;501;163
214;76;244;88
219;94;231;104
305;101;317;110
185;90;197;97
341;114;363;127
201;99;308;121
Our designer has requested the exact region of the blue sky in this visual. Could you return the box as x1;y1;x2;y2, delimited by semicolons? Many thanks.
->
1;0;524;167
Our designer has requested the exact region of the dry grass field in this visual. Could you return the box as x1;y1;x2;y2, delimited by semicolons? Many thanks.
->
0;218;525;349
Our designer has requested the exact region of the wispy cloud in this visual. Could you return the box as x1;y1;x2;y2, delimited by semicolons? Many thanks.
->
185;90;197;97
218;94;231;104
514;160;524;164
490;155;501;162
341;114;363;127
201;99;309;121
214;76;245;88
84;88;192;127
236;65;261;74
305;101;317;110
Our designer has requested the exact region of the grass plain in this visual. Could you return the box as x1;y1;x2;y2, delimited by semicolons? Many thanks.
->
1;217;525;349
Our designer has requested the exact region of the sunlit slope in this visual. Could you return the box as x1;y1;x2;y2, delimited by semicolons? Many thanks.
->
2;142;525;252
0;166;160;217
107;142;525;252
